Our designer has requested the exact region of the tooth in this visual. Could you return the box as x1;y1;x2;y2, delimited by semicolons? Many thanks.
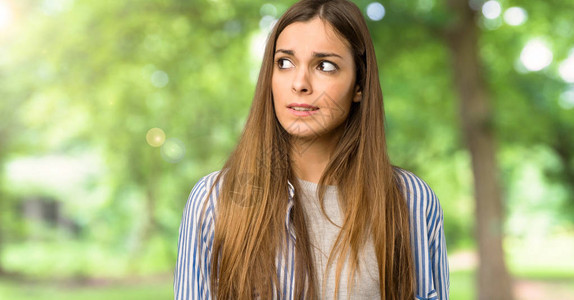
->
292;107;314;111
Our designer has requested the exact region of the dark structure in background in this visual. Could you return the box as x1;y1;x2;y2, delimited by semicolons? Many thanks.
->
20;196;81;240
445;1;513;299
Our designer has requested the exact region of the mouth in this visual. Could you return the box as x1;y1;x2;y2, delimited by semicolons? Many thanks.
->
287;103;319;111
287;103;319;117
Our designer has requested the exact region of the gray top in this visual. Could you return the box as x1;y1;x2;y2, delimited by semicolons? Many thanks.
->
297;179;380;299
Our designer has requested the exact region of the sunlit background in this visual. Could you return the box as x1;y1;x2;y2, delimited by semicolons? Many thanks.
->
0;0;573;299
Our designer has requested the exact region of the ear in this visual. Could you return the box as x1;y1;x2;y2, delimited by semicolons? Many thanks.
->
353;85;362;103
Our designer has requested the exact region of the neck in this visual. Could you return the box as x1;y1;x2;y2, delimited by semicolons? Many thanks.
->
290;132;341;184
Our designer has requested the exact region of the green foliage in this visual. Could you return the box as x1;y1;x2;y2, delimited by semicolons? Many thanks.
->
0;0;573;291
450;270;475;300
0;278;172;300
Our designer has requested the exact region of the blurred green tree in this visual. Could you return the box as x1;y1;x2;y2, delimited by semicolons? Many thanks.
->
0;2;572;299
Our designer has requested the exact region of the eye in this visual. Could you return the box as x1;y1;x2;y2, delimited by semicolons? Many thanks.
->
277;58;294;69
318;61;338;72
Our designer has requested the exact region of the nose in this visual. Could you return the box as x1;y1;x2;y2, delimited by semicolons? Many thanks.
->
291;67;312;95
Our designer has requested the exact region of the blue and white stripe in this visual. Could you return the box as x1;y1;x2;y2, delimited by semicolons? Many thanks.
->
174;171;218;300
174;169;449;299
396;168;450;300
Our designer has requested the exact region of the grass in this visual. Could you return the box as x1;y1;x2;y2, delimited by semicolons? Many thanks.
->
0;277;173;300
0;270;572;300
450;270;474;300
1;232;573;300
0;271;474;300
507;233;574;281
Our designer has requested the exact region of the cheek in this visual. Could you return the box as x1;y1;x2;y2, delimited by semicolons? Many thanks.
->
331;84;356;106
271;78;284;115
271;76;280;99
271;78;290;109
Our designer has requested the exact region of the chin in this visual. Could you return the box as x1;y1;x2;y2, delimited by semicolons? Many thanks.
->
286;129;319;140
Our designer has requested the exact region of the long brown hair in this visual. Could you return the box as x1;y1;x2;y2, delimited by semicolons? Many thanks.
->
206;0;414;298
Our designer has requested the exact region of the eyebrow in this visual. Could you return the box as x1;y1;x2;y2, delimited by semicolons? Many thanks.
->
274;49;343;59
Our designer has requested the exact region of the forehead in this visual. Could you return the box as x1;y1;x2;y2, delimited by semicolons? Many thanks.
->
275;17;351;55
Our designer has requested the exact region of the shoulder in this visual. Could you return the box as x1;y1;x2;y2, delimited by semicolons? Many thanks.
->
182;170;222;225
188;170;222;199
393;167;443;223
394;168;434;197
175;171;222;299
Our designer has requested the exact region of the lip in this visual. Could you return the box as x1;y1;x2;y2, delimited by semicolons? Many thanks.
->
287;103;319;117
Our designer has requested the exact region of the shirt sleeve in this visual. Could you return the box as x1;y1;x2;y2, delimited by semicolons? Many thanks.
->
174;172;219;300
396;169;450;300
428;190;449;300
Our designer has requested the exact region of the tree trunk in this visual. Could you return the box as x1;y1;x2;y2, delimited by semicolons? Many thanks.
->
142;184;157;242
141;155;160;244
552;125;574;213
444;1;514;300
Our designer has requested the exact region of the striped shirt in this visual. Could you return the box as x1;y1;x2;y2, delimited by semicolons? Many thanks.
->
174;168;449;299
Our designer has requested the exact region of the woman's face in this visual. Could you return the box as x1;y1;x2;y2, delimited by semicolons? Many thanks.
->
272;17;361;143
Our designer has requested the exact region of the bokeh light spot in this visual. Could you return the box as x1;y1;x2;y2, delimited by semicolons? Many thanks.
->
503;7;527;26
161;138;186;163
559;87;574;110
146;128;166;147
41;0;75;16
482;17;502;31
482;1;501;20
260;3;277;17
224;20;241;36
558;52;574;83
259;15;276;31
520;40;553;72
366;2;385;21
250;31;268;63
0;1;13;30
151;70;169;88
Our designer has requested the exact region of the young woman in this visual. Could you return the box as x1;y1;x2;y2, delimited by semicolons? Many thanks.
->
174;0;449;299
